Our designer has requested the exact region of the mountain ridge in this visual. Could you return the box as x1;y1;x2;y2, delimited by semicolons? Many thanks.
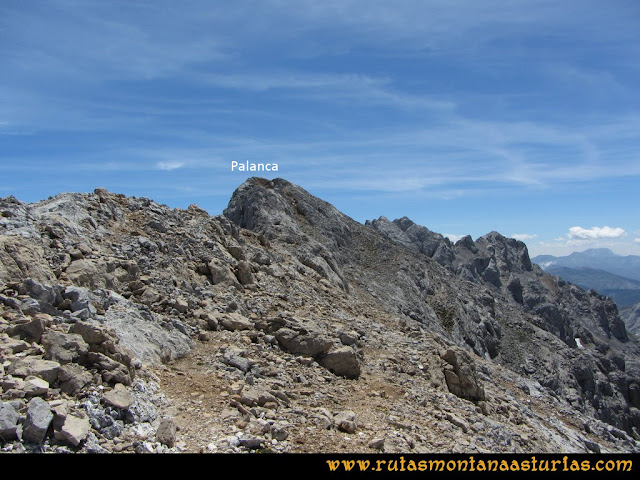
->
0;177;639;453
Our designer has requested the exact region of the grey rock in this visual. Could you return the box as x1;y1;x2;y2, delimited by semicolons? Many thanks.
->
441;347;485;402
54;413;90;447
57;363;93;395
334;410;358;433
0;334;31;354
11;316;46;343
319;346;361;378
235;260;254;285
101;299;192;365
3;178;640;454
220;312;253;331
223;352;253;373
23;397;53;443
208;259;237;285
23;376;49;396
339;330;359;346
228;244;246;261
41;331;89;364
275;327;333;357
584;439;601;453
63;286;98;315
7;357;60;384
87;352;131;385
0;401;20;441
238;435;264;449
0;235;56;283
239;388;278;407
173;297;189;314
70;320;113;345
156;417;177;447
102;383;135;410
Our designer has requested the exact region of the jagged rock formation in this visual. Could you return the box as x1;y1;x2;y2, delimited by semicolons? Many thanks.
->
0;178;639;453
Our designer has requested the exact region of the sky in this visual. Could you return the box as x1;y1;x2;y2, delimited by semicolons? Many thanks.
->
1;0;639;257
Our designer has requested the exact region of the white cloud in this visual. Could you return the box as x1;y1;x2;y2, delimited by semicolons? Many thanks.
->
155;161;184;171
635;238;640;244
568;226;625;240
511;233;537;241
443;233;465;243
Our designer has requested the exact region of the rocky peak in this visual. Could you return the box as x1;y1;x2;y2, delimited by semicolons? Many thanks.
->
225;177;353;249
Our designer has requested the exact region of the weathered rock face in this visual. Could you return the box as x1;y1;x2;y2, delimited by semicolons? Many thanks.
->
0;177;638;454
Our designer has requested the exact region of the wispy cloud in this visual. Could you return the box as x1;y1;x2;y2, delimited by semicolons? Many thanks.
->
512;233;537;241
155;161;185;171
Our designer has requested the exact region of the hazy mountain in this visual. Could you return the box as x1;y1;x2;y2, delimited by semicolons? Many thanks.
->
543;266;640;308
533;249;640;282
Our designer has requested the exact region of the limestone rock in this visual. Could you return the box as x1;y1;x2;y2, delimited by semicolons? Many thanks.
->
70;320;113;345
441;347;485;402
7;357;60;384
87;352;131;385
41;331;89;364
11;316;46;343
275;327;333;357
0;400;20;440
0;236;56;283
235;260;254;286
220;313;253;331
319;346;361;378
57;363;93;395
54;413;90;447
23;376;49;396
102;383;135;410
0;334;31;354
23;397;53;443
334;410;357;433
156;417;177;447
1;178;640;454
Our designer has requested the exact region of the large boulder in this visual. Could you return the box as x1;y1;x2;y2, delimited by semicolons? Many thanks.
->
441;347;485;402
41;331;89;364
0;401;21;440
319;346;361;379
275;327;333;357
0;236;55;283
23;397;53;444
7;357;60;384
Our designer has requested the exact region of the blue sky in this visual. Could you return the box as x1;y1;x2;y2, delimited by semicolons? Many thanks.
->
1;0;639;257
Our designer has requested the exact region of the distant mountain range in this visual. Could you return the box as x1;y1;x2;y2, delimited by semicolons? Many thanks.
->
533;248;640;282
532;249;640;334
540;265;640;308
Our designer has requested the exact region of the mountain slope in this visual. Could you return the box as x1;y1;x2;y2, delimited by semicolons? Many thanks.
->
0;178;639;454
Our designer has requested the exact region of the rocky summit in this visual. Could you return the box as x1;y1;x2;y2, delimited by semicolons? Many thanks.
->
0;177;639;454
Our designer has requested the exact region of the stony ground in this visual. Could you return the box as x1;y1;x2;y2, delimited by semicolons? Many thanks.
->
150;291;638;454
